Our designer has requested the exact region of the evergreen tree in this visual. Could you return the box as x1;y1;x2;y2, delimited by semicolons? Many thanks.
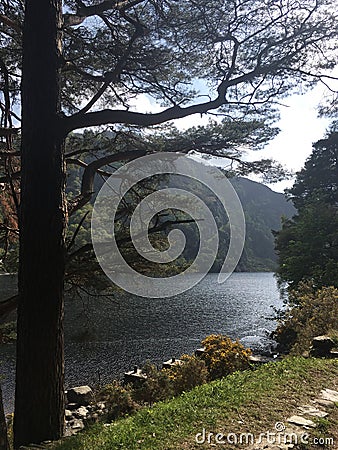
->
275;130;338;290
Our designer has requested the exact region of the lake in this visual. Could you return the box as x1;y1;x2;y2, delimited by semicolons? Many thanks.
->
0;272;282;413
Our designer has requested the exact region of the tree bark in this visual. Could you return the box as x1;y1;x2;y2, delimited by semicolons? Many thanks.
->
0;383;9;450
14;0;66;447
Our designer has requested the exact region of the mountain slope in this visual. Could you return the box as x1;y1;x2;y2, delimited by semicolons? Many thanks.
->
231;177;296;271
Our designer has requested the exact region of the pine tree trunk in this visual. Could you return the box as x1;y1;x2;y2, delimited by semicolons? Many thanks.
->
0;383;9;450
14;0;66;447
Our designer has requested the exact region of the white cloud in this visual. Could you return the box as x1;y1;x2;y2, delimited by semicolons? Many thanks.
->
254;85;332;192
123;83;336;194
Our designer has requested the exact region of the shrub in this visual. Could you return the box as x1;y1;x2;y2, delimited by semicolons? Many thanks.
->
166;354;208;395
200;334;252;380
132;362;173;405
274;283;338;355
98;380;139;420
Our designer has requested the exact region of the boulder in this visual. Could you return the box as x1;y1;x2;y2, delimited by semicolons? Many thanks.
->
65;409;73;420
74;406;89;419
73;406;88;419
68;418;85;434
85;412;99;425
315;398;336;408
309;336;335;357
66;386;94;406
97;401;106;410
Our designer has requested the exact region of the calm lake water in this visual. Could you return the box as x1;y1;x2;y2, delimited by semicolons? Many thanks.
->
0;272;282;413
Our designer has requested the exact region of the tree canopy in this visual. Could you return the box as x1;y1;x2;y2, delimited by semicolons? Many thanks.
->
275;129;338;290
286;129;338;209
1;0;338;131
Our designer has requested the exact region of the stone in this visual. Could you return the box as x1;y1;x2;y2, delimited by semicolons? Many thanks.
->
124;367;147;384
65;409;73;419
194;348;205;357
64;428;76;437
74;406;89;419
162;357;184;369
320;388;338;403
297;405;328;418
70;418;85;430
248;355;274;364
85;412;99;424
66;386;94;405
314;398;335;408
329;349;338;358
287;415;316;428
309;336;335;357
64;421;84;437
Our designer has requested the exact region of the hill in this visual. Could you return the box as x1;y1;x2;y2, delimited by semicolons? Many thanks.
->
67;161;296;272
231;177;296;271
163;175;296;272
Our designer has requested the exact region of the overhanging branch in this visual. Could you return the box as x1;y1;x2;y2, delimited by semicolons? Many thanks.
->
67;218;197;262
68;149;146;215
64;0;146;25
63;65;270;133
64;99;224;133
76;0;146;17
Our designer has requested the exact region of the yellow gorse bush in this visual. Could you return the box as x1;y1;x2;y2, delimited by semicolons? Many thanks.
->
201;334;252;380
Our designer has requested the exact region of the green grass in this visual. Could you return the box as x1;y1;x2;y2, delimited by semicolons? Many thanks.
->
53;357;338;450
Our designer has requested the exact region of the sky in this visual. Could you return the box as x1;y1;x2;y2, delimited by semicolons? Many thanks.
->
131;82;335;194
250;87;332;193
176;88;331;193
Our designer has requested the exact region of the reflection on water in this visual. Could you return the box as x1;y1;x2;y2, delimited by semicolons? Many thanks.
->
0;272;282;413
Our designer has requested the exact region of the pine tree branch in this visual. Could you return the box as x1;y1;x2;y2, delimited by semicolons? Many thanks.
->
64;0;146;25
63;65;270;133
67;149;146;215
66;218;196;262
0;14;22;32
76;0;145;17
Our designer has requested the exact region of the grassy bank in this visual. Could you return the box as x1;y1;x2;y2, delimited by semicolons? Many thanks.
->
53;357;338;450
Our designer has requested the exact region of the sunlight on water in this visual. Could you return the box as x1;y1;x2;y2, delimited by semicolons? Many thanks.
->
0;272;282;413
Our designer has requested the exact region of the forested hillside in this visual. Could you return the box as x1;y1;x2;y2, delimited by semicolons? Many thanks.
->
155;174;296;272
231;178;296;271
